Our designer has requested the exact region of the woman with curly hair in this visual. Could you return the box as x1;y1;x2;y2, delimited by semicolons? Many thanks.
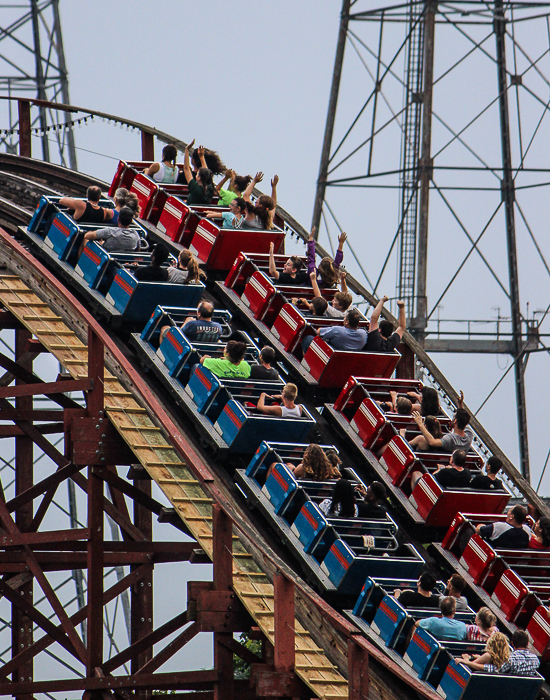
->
457;631;510;672
291;444;341;481
241;172;279;230
408;386;441;416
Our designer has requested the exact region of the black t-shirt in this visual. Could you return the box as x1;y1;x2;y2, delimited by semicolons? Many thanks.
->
398;590;441;609
357;501;387;519
133;266;169;282
470;474;504;491
365;328;400;352
479;523;530;549
433;467;471;489
249;364;279;380
277;270;310;286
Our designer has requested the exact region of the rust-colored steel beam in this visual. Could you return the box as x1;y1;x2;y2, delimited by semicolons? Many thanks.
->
141;131;155;161
87;466;104;675
0;565;153;680
12;328;34;688
348;636;370;700
0;377;91;399
17;100;31;158
212;506;234;700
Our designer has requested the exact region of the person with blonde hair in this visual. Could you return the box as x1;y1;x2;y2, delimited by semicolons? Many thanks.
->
457;631;510;672
167;249;205;284
291;444;341;481
257;383;302;418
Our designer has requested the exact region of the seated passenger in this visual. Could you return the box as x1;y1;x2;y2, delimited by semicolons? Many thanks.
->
466;607;498;642
356;481;388;519
307;227;346;288
214;169;252;206
379;392;412;415
200;340;250;379
167;249;205;285
173;301;222;343
111;188;140;225
365;295;406;352
529;516;550;549
470;456;505;491
476;505;532;549
393;572;440;609
319;478;360;518
60;185;114;225
416;596;467;641
291;444;341;481
242;199;274;231
293;271;353;318
249;346;279;380
497;629;540;676
302;308;367;354
133;242;170;282
268;243;309;285
182;141;214;205
144;144;180;183
439;574;469;612
78;207;139;257
408;407;473;453
242;171;278;230
204;197;246;229
419;449;471;489
408;386;441;416
457;631;510;673
257;383;302;418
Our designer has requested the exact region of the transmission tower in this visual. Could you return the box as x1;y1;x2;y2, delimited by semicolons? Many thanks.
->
313;0;550;482
0;0;77;168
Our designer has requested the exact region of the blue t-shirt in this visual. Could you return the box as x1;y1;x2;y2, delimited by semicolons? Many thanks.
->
418;616;467;641
181;319;223;343
319;326;367;351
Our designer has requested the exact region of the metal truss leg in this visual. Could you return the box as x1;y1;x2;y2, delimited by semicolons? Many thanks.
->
12;329;33;693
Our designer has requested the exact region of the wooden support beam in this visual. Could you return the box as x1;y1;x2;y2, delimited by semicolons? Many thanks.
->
18;100;31;158
348;636;369;700
141;130;154;161
274;573;295;673
212;506;234;700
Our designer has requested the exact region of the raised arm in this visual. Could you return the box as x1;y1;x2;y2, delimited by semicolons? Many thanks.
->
215;169;232;194
334;231;347;268
412;411;443;448
183;139;195;184
271;174;279;209
310;270;322;298
197;145;207;169
395;299;406;338
243;172;263;202
268;242;279;279
339;270;348;294
307;227;317;275
369;295;389;333
59;196;86;219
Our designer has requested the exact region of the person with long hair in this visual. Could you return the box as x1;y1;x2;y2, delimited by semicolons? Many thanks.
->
191;145;225;176
240;172;278;230
457;631;510;672
408;386;441;416
319;479;358;518
111;188;140;225
167;249;205;284
204;197;246;229
182;140;214;205
307;226;347;288
145;144;180;184
215;169;252;206
466;607;498;642
529;516;550;549
291;444;341;481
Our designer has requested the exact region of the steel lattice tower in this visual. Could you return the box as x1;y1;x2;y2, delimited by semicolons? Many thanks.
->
0;0;77;168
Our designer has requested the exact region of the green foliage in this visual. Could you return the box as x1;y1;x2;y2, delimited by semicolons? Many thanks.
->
233;632;262;679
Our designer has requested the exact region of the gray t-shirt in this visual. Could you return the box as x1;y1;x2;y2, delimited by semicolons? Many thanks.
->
325;304;345;318
438;594;469;611
241;216;263;230
167;267;189;283
94;227;140;252
440;426;474;452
